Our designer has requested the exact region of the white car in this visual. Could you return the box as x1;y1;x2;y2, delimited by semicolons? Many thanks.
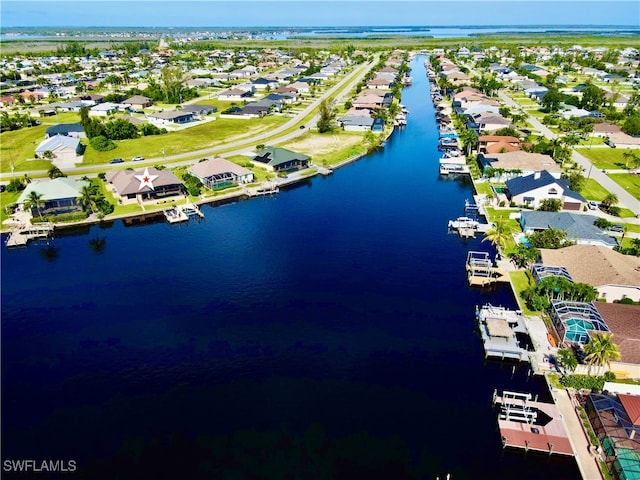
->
587;201;598;211
132;155;144;161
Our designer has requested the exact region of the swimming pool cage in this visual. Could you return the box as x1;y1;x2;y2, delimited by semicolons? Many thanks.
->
550;300;611;347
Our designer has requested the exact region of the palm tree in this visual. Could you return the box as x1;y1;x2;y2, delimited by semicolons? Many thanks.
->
47;164;66;179
24;191;44;218
482;220;511;252
601;193;619;212
557;348;578;374
77;185;97;214
584;332;621;376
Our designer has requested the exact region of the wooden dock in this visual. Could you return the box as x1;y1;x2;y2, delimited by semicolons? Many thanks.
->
466;251;510;286
5;223;54;248
477;304;531;361
494;390;574;457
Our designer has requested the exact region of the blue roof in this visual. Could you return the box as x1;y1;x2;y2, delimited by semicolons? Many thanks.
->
45;123;83;136
506;170;584;202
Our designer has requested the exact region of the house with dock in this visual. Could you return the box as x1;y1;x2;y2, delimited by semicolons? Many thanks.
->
17;177;88;216
188;157;254;190
250;147;310;173
106;167;185;205
479;151;561;181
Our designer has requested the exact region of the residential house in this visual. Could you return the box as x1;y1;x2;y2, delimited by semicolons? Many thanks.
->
217;88;253;101
252;77;280;91
188;157;254;189
592;123;622;137
121;95;153;110
17;178;88;216
179;104;217;119
288;81;311;94
609;132;640;149
366;77;394;90
89;102;120;117
480;151;561;179
540;245;640;303
468;112;511;133
35;135;83;168
45;123;85;139
147;110;194;126
520;211;618;248
251;146;310;172
105;167;185;204
605;92;630;109
505;170;586;210
337;115;374;132
478;136;521;154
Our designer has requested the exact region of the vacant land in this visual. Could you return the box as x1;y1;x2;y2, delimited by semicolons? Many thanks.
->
279;131;366;166
577;148;639;171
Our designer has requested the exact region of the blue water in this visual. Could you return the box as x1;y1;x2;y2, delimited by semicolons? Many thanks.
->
1;57;580;479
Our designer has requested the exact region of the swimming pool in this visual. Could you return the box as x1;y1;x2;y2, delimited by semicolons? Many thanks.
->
565;318;595;344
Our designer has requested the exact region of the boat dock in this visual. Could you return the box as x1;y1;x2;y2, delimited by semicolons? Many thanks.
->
466;251;510;286
164;203;204;224
5;223;54;248
494;390;574;457
245;182;279;197
477;304;532;361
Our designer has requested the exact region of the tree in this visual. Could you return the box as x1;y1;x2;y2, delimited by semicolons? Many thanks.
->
601;193;619;211
482;220;511;252
528;227;571;249
622;112;640;136
594;217;612;230
160;66;187;104
580;83;605;111
557;348;578;374
539;198;562;212
541;88;563;112
562;170;585;193
459;127;478;155
583;332;621;376
24;191;44;218
508;243;539;269
317;99;336;134
47;164;66;179
104;119;138;140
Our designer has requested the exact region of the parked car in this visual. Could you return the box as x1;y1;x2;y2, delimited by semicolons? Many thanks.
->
610;224;624;233
587;201;599;211
132;156;144;161
604;137;616;148
109;157;124;164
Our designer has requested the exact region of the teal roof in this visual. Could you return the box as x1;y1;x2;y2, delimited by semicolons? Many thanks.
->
252;147;310;167
17;178;88;204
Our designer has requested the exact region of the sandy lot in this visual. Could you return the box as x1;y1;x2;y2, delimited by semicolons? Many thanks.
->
279;132;363;157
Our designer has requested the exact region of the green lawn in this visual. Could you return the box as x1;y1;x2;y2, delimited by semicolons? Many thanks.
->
0;189;21;224
509;270;539;316
0;123;50;172
576;148;638;171
81;115;289;165
581;178;611;201
474;182;493;196
609;173;640;201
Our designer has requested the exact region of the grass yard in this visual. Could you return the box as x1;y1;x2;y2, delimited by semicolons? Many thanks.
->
278;131;367;166
474;182;493;196
81;115;289;165
609;173;640;201
0;189;21;224
576;148;638;171
0;123;51;172
509;270;539;316
581;178;611;201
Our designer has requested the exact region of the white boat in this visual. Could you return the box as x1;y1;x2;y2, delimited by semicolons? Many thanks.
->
448;216;479;230
164;207;188;224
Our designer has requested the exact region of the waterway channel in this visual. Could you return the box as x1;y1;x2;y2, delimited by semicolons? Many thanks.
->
1;56;581;479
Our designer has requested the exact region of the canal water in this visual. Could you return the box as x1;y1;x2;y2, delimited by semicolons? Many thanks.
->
1;57;580;479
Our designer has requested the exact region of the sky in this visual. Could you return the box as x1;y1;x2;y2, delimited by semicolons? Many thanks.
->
1;1;639;28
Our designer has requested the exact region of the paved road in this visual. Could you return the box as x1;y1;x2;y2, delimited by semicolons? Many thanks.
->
499;91;640;217
1;57;378;179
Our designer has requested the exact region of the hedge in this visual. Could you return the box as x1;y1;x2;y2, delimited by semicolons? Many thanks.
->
31;212;89;224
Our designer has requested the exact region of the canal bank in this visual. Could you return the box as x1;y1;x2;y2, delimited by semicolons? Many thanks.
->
1;55;580;479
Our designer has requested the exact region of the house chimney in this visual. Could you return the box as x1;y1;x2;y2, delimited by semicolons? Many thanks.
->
534;171;541;180
631;430;636;440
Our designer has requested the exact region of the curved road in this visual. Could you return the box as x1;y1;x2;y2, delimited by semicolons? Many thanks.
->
499;91;639;217
1;57;378;179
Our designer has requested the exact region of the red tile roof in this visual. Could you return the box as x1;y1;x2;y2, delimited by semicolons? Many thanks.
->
618;394;640;426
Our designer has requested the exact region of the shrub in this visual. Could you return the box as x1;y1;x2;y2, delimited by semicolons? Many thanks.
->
559;374;606;392
6;178;25;192
90;135;116;152
31;211;89;224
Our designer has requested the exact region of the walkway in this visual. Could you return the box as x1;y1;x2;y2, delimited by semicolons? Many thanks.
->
498;90;640;217
551;387;604;480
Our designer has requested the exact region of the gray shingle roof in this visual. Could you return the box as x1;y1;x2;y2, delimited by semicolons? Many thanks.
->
521;211;618;247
